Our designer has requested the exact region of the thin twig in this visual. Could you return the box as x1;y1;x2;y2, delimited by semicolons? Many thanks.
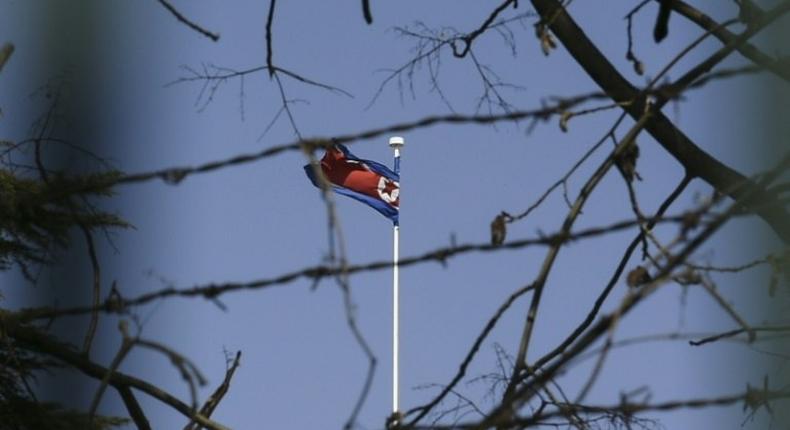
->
136;338;207;410
266;0;276;78
698;277;756;342
453;0;517;58
6;322;229;430
303;143;374;430
89;328;134;420
513;389;790;428
405;283;537;424
528;0;790;243
81;226;101;355
670;0;790;83
508;111;628;223
481;154;790;429
690;325;790;346
184;351;242;430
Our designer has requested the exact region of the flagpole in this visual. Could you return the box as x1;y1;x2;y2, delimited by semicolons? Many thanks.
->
389;136;404;420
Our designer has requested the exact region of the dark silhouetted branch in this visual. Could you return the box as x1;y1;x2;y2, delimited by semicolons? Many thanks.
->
478;154;790;429
507;111;653;405
117;386;151;430
671;0;790;83
529;0;790;243
266;0;276;77
529;174;692;375
405;282;537;425
7;322;228;430
184;351;242;430
411;388;790;429
155;0;219;41
690;325;790;346
453;0;517;58
361;0;372;24
518;388;790;428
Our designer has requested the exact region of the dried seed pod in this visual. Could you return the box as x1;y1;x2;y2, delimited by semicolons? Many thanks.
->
615;142;641;183
627;265;652;287
490;213;507;246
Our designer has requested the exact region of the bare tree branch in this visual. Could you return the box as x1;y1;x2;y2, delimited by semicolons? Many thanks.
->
4;3;789;428
671;0;790;83
89;325;134;421
516;388;790;428
405;282;537;424
6;322;229;430
506;111;654;407
529;0;790;243
361;0;373;24
408;173;694;425
477;154;790;429
412;388;790;429
453;0;517;58
690;325;790;346
184;351;242;430
266;0;276;78
697;276;756;342
529;173;691;376
117;386;152;430
155;0;219;42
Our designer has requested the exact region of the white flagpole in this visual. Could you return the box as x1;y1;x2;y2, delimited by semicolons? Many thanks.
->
389;136;404;418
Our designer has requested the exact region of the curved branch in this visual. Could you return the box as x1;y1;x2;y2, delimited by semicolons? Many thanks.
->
361;0;372;24
404;282;537;425
477;154;790;429
155;0;219;42
184;351;241;430
7;322;228;430
529;0;790;243
671;0;790;83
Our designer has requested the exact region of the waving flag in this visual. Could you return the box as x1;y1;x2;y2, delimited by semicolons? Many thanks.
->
304;143;400;224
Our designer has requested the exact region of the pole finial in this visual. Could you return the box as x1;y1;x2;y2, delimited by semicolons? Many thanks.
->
389;136;405;149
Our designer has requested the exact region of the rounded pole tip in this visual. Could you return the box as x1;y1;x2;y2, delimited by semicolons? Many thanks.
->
389;136;405;148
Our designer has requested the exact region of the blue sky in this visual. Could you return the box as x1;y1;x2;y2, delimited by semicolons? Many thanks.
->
2;1;788;429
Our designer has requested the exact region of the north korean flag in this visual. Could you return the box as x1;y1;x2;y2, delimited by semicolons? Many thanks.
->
304;143;399;224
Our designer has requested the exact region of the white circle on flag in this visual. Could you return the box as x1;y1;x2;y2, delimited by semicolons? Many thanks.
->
377;177;399;204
